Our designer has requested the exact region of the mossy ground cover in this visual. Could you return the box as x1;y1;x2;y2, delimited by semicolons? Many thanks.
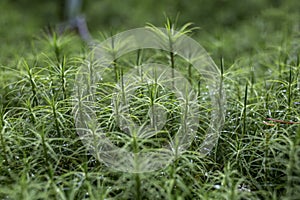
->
0;0;299;199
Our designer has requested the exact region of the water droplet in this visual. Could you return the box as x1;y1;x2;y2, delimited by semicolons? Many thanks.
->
213;184;221;189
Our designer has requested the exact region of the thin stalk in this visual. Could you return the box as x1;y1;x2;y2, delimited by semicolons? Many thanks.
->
250;66;255;85
87;60;94;100
135;172;141;200
278;52;284;79
181;86;190;145
120;63;125;103
60;56;67;100
41;129;49;166
242;84;248;138
214;57;224;161
132;131;141;200
250;66;255;97
136;49;145;102
167;28;175;89
235;82;241;102
197;79;201;116
264;81;269;111
24;61;38;107
197;80;201;97
170;52;175;89
170;52;175;77
50;97;61;137
296;54;299;90
77;86;85;129
39;125;52;179
287;65;292;109
0;106;8;166
285;141;295;198
52;32;62;63
114;58;123;129
168;150;179;199
48;63;56;98
219;57;224;104
168;111;182;199
111;35;122;128
110;31;119;83
0;106;4;131
263;129;271;183
41;129;54;180
188;63;192;83
26;98;36;124
136;49;142;67
166;68;177;140
150;67;158;130
113;60;118;83
220;57;224;81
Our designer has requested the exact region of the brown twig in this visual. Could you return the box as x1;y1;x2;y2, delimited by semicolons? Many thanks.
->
265;118;300;125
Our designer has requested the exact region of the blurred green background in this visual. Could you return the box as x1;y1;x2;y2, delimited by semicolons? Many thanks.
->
0;0;299;65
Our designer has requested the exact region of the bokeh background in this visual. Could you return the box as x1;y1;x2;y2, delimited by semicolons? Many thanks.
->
1;0;299;66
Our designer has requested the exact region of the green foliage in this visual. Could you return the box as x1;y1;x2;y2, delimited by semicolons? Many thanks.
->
0;1;300;199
